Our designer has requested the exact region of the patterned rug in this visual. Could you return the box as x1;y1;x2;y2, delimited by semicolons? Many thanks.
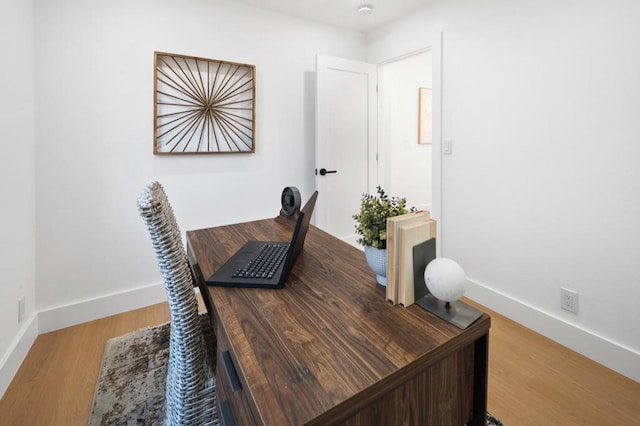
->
89;317;503;425
89;321;171;425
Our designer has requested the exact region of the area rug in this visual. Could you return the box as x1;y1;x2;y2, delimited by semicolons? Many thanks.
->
90;317;503;425
89;320;172;425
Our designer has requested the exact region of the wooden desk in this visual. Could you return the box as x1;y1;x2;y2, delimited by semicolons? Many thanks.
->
187;219;490;426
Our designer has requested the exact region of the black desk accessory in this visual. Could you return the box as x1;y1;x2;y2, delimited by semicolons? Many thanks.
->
412;239;483;329
275;186;301;227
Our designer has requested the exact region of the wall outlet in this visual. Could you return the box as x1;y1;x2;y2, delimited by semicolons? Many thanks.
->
18;296;26;323
561;287;579;314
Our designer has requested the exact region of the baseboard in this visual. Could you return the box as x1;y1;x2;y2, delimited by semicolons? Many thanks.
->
38;282;167;334
466;278;640;383
0;313;38;399
415;203;432;212
1;282;167;399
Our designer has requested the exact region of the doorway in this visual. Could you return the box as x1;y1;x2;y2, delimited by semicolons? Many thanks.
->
315;35;442;252
379;49;433;212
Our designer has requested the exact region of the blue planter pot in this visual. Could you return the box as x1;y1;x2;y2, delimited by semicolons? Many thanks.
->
364;245;387;287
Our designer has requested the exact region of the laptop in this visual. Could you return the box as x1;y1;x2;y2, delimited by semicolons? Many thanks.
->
206;191;318;289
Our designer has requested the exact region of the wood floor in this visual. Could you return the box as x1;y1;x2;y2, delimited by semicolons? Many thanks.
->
1;299;638;425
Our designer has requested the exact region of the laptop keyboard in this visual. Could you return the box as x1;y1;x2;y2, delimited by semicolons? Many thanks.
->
233;243;288;279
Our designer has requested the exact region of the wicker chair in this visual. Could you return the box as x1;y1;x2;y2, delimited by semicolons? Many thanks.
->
137;181;219;426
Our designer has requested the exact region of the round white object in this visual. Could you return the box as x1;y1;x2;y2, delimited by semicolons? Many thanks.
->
424;258;468;302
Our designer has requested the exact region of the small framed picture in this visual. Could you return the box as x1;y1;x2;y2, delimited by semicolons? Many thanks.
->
418;87;432;145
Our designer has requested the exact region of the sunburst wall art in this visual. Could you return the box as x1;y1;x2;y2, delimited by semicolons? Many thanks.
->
154;52;256;154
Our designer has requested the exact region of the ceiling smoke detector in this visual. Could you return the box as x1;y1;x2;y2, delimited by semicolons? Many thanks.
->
357;4;374;15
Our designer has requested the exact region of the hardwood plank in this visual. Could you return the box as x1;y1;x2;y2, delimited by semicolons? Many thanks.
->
1;293;638;425
464;299;640;425
0;302;171;425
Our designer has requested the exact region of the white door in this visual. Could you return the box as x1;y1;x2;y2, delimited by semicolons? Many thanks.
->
315;55;377;245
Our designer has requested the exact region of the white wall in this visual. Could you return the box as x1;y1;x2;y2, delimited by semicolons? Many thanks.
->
369;0;640;381
4;0;639;397
31;0;365;324
0;0;38;397
380;51;433;210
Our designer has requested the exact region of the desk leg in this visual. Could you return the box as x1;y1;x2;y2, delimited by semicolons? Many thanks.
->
190;261;214;319
470;333;489;426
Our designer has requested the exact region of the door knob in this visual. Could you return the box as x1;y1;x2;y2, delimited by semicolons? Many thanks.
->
318;168;337;176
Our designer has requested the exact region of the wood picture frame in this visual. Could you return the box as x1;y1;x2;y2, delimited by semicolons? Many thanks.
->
418;87;432;145
154;52;256;154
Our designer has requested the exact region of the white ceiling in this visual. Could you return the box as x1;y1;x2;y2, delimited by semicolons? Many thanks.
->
234;0;432;33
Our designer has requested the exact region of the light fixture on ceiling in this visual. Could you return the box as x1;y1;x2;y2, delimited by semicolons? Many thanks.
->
357;4;374;15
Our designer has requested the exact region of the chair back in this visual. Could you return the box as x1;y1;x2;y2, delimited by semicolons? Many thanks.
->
137;182;209;423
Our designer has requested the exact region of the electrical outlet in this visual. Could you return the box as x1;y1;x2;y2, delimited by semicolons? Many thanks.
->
561;287;578;314
18;296;26;323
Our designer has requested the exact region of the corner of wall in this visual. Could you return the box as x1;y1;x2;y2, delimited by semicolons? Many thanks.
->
1;282;167;399
0;313;38;399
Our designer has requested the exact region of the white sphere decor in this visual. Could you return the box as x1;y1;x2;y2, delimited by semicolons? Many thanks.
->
424;258;468;302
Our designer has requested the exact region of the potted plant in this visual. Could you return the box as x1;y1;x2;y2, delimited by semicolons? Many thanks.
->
353;186;409;286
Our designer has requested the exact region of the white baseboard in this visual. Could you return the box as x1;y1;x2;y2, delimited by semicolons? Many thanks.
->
466;278;640;383
4;278;637;401
1;282;166;399
344;235;362;249
0;313;38;399
38;282;167;333
415;203;432;212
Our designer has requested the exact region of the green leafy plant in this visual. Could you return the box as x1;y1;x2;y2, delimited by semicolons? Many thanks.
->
353;186;410;249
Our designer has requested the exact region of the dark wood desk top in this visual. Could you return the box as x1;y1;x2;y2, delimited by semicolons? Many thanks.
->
187;218;490;425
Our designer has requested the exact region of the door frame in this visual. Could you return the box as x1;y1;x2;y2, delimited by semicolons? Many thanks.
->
375;31;443;255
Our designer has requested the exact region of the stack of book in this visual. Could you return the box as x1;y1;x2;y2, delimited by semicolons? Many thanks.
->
386;211;436;307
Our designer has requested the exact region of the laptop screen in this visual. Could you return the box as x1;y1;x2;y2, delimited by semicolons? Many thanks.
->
283;191;318;275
